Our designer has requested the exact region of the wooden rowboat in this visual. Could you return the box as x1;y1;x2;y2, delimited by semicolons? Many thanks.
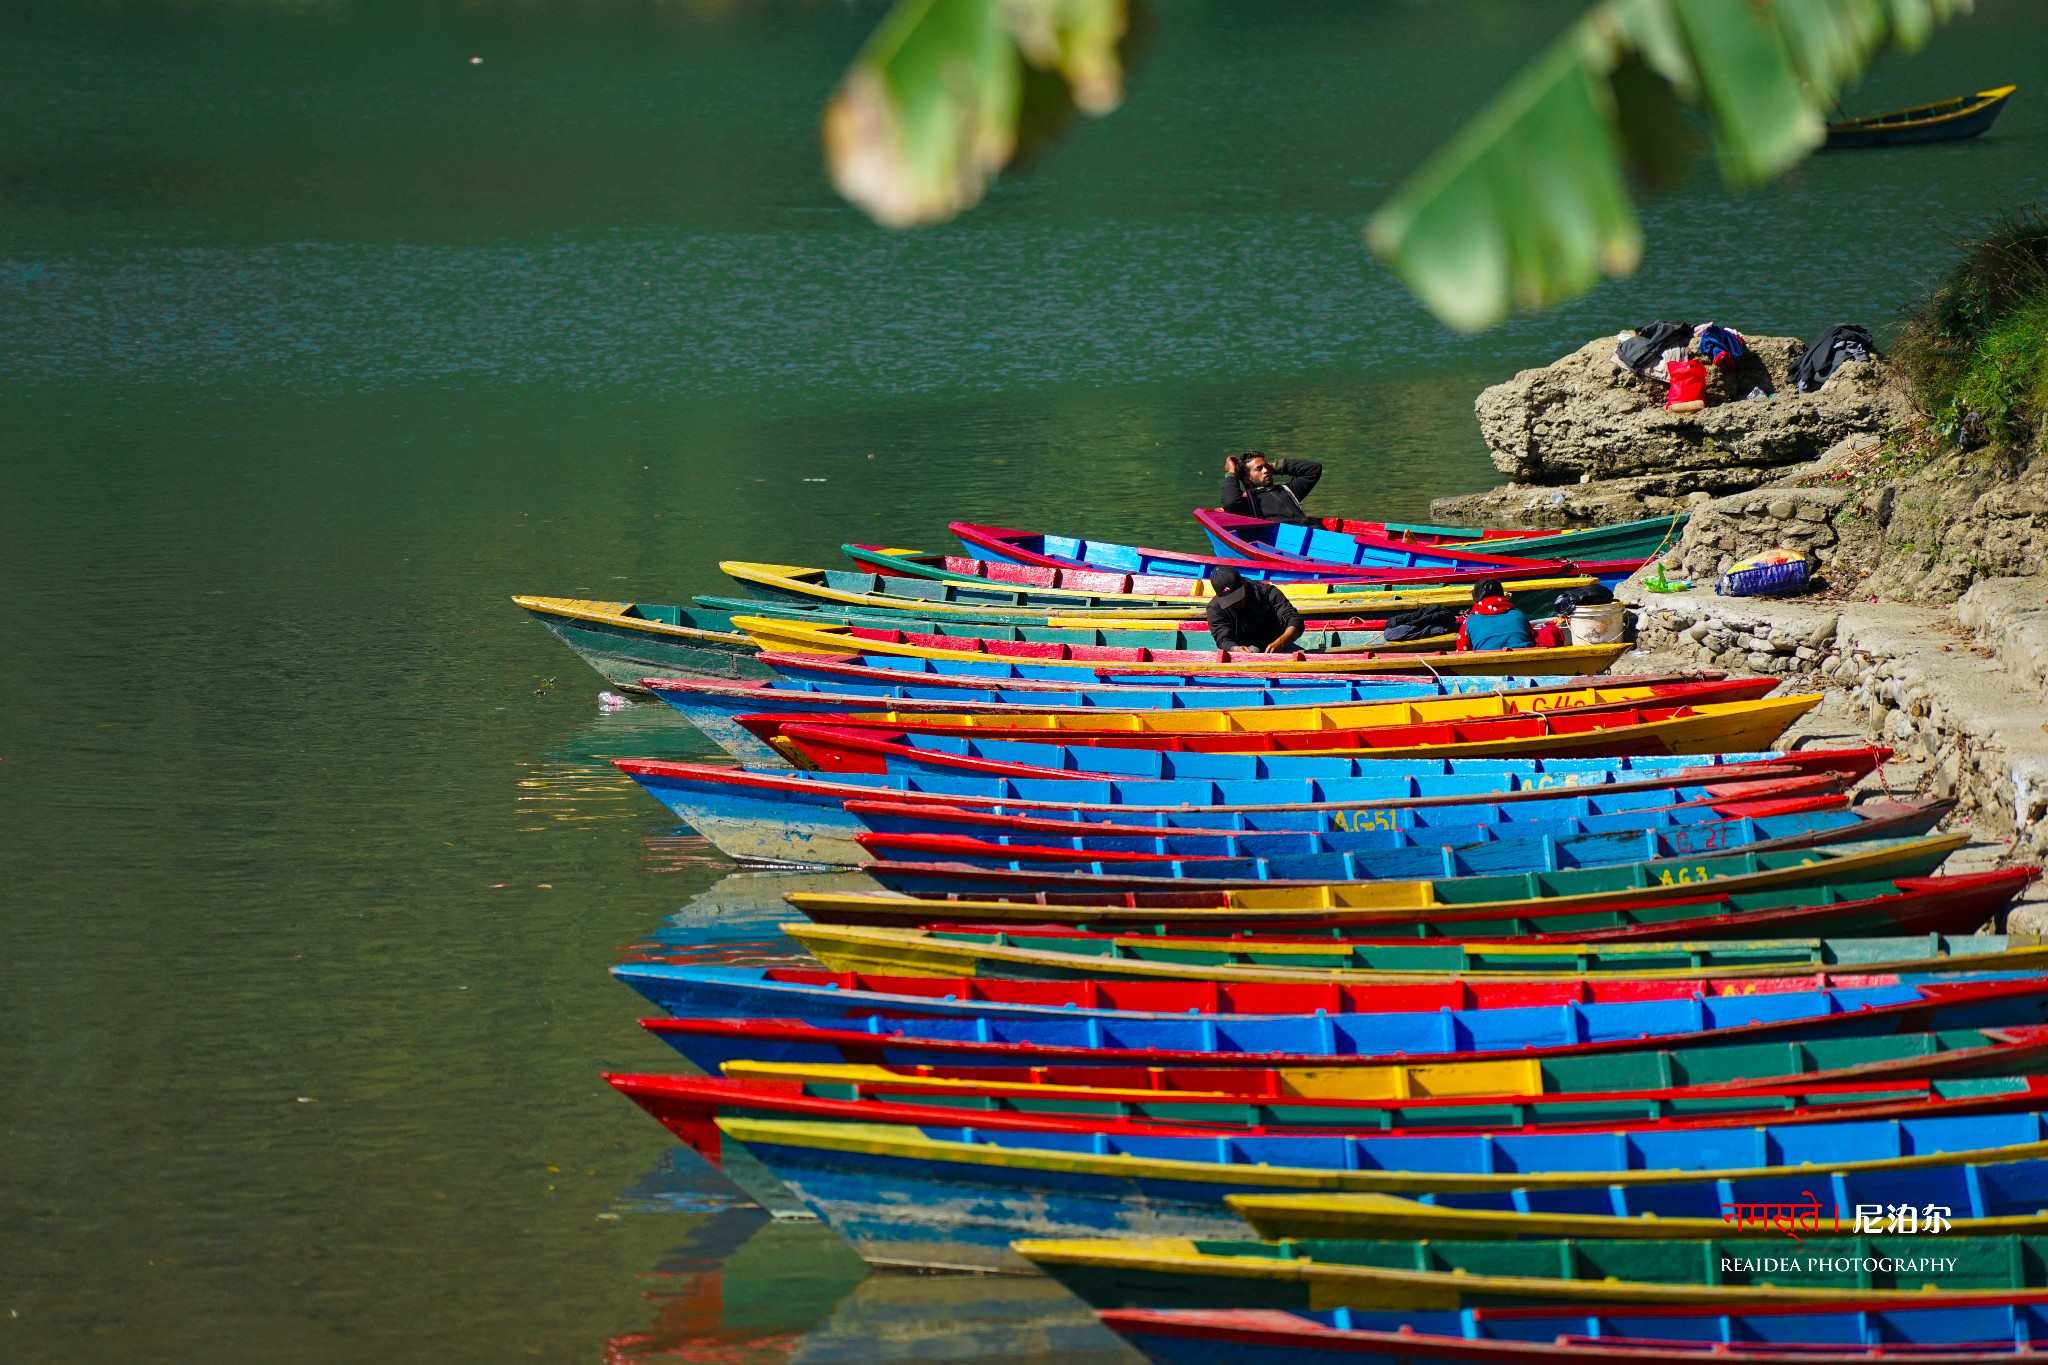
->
1826;85;2016;149
618;975;2046;1090
783;832;1970;929
856;806;1950;896
752;651;1634;694
513;594;769;688
1196;510;1642;586
847;803;1931;894
843;542;1584;609
1232;1163;2048;1241
831;773;1839;848
610;1070;2046;1145
718;1024;2048;1097
648;671;1723;767
615;752;1876;867
699;1107;2048;1271
727;558;1592;620
789;870;2013;947
640;983;2048;1075
1099;1300;2048;1365
1021;1231;2048;1309
770;697;1825;781
781;874;2042;978
951;521;1575;585
735;677;1780;745
699;593;1423;644
728;615;1635;676
1325;511;1686;560
613;958;2025;1030
516;592;1462;692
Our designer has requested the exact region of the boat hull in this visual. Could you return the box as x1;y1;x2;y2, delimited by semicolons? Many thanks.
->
1100;1302;2048;1365
613;754;1879;868
513;596;769;687
1825;85;2016;149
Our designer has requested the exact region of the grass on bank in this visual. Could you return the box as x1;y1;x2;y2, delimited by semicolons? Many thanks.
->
1893;209;2048;452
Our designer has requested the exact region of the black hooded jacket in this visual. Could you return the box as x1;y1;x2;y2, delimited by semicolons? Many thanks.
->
1205;579;1305;652
1220;459;1323;524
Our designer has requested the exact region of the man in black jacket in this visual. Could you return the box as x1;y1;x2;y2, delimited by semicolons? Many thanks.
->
1220;452;1322;524
1204;566;1305;654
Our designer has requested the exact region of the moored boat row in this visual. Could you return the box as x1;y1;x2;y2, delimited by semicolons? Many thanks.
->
521;499;2043;1359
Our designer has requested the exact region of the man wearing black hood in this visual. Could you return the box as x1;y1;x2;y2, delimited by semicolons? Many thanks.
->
1220;451;1322;525
1204;566;1305;654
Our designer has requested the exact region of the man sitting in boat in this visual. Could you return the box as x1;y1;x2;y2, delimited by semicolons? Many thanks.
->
1204;566;1305;653
1220;451;1322;524
1457;578;1535;651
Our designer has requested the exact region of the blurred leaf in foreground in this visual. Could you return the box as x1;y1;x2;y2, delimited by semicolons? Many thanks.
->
824;0;1127;228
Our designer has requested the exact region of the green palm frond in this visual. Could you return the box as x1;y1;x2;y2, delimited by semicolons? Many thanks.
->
1373;0;1972;330
822;0;1972;330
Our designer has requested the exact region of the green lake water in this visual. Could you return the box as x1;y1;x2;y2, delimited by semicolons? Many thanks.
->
3;2;2044;1359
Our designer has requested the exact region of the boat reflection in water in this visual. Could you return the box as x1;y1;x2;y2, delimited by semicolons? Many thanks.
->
602;1158;1128;1365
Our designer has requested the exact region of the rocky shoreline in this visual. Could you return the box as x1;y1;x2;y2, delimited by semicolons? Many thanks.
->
1444;329;2048;914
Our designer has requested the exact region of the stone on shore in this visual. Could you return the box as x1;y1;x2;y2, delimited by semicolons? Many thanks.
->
1477;334;1908;485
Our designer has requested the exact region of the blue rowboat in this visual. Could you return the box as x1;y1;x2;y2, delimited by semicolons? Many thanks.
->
685;1100;2048;1270
694;596;1416;651
644;674;1711;768
1102;1302;2048;1365
639;978;2048;1075
762;654;1606;691
717;562;1587;621
1192;509;1594;578
857;805;1950;896
611;753;1878;866
852;797;1865;869
842;780;1840;847
606;965;2031;1031
953;521;1573;586
1194;510;1645;591
1099;1299;2048;1365
793;728;1854;785
615;964;2033;1032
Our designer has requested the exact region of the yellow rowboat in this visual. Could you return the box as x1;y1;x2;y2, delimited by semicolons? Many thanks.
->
782;922;2048;984
730;615;1633;675
721;1113;2048;1199
783;678;1782;739
783;832;1971;927
784;697;1823;773
722;559;1598;620
1013;1233;2048;1310
1227;1190;2048;1243
513;595;770;687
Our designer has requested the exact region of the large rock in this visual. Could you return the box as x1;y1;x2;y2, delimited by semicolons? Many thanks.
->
1863;446;2048;599
1475;334;1912;485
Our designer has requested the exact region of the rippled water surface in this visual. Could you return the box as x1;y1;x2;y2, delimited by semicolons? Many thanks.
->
4;1;2046;1360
